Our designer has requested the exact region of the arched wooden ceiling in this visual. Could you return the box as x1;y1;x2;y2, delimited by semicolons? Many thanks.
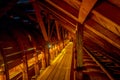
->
0;0;120;62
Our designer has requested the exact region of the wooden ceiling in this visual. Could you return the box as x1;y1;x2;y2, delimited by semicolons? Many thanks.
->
0;0;120;62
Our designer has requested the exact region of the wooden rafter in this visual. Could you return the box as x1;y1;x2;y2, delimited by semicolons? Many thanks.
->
32;1;48;41
46;0;80;23
78;0;97;23
84;19;120;49
49;20;55;40
47;15;50;40
38;1;76;26
55;20;61;40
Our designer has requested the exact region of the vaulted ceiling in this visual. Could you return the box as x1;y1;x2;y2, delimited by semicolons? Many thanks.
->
0;0;120;64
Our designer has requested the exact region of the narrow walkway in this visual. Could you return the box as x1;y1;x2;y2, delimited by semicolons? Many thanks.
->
37;42;73;80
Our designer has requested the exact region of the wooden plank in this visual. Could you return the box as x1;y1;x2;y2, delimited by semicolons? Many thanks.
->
37;48;66;80
83;48;114;80
57;54;69;80
50;55;66;80
47;52;67;80
78;0;97;23
37;52;65;80
37;42;73;80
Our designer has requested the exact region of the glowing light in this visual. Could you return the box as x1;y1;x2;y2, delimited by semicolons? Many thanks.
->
48;43;52;49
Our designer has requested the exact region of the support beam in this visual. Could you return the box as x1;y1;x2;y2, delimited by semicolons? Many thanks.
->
22;55;29;80
32;1;48;41
46;0;80;23
92;1;120;36
49;20;55;40
26;14;37;22
0;48;9;80
78;0;97;23
59;21;76;34
84;19;120;49
38;1;77;34
76;23;83;68
55;20;61;40
45;43;50;66
47;16;51;40
38;1;76;27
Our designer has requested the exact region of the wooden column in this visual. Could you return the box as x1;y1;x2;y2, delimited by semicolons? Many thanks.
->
41;51;46;70
33;53;39;76
44;42;50;67
76;23;83;68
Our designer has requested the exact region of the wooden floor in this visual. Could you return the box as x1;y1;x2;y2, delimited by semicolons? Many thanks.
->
37;42;73;80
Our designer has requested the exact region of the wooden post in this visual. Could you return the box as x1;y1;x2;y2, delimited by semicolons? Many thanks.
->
44;42;50;67
22;54;29;80
0;62;7;80
41;51;46;70
0;48;9;80
33;53;39;76
76;23;83;68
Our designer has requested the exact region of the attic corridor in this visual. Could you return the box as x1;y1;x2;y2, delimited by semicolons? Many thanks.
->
37;42;73;80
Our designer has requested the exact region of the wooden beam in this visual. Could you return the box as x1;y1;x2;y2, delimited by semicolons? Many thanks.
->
46;0;80;23
38;1;77;33
55;20;61;40
84;31;120;63
0;48;9;80
92;1;120;36
76;23;83;67
84;19;120;49
32;1;48;41
26;14;37;22
47;16;51;40
78;0;97;23
49;20;55;40
60;22;76;34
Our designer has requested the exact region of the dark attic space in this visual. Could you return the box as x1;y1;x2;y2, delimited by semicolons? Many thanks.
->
0;0;120;80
